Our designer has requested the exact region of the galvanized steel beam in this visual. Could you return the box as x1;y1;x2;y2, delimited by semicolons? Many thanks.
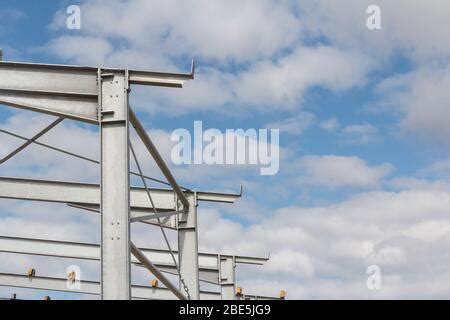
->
0;177;240;209
0;236;268;285
130;242;186;300
0;60;194;123
0;273;219;300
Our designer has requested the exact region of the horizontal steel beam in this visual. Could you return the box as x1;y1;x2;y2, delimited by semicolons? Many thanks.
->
128;60;195;88
130;210;183;223
66;203;178;229
0;273;219;300
0;60;194;123
239;294;283;301
0;235;267;284
0;177;240;210
0;62;98;123
0;176;176;211
0;273;279;300
0;60;194;88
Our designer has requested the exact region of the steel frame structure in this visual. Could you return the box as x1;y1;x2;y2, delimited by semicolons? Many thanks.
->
0;59;279;300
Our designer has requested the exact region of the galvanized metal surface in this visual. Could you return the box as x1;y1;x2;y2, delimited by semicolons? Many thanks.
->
177;193;200;299
0;272;219;300
220;256;236;300
0;60;194;123
99;71;131;299
0;177;240;210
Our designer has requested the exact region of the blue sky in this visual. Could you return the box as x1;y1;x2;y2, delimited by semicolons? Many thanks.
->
1;0;450;299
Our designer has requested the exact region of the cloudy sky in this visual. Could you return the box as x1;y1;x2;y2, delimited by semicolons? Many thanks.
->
1;0;450;299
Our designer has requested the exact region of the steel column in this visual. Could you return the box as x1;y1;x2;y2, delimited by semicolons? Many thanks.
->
220;255;236;300
177;193;200;299
99;71;131;299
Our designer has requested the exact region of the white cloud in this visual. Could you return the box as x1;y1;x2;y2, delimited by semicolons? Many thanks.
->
24;0;450;141
134;45;374;115
266;112;314;135
419;159;450;179
51;0;301;63
299;0;450;63
376;65;450;142
319;118;339;131
232;46;374;108
46;36;113;66
389;177;450;191
197;186;450;298
341;123;380;144
50;0;450;66
295;155;393;188
45;1;376;116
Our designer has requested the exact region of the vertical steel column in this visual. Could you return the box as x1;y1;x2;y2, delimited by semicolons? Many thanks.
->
220;256;236;300
177;193;200;299
99;70;131;300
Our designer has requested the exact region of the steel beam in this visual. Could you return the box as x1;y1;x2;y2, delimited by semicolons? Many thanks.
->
0;273;279;300
129;109;189;209
0;235;216;283
130;210;183;223
130;242;186;300
0;60;194;88
0;273;219;300
0;177;240;209
0;236;267;285
67;203;178;229
128;60;195;88
0;62;98;123
0;61;194;123
0;176;240;230
239;294;282;301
